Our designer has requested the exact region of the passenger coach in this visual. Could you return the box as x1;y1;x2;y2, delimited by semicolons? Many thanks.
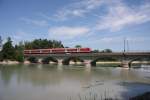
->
24;48;91;54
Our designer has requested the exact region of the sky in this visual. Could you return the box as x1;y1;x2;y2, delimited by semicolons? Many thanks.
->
0;0;150;51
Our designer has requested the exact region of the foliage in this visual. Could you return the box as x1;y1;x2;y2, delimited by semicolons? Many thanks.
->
1;37;15;60
0;52;3;61
92;49;112;53
0;37;64;62
101;49;112;53
0;36;2;48
130;92;150;100
75;45;82;48
92;49;99;53
0;36;2;61
0;36;115;63
14;42;24;62
24;39;64;49
27;57;38;63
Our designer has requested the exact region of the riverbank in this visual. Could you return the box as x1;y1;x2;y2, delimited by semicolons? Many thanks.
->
0;61;150;65
0;60;19;64
96;61;150;64
130;92;150;100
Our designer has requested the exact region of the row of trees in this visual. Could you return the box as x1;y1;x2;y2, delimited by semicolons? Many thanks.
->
0;37;64;62
74;45;112;53
92;49;112;53
24;39;64;49
0;37;24;62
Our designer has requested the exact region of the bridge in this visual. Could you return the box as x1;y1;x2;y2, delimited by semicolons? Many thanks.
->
24;52;150;68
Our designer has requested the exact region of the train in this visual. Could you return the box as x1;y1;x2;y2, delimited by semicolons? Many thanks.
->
24;48;91;54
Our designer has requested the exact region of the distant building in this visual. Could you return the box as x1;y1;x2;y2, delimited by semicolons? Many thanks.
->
0;36;2;51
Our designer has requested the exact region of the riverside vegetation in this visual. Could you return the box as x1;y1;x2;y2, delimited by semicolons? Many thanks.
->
0;37;64;62
0;37;114;63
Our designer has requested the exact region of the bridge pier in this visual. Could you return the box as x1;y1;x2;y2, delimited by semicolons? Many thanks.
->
84;60;92;67
121;61;130;68
58;59;63;66
38;58;43;64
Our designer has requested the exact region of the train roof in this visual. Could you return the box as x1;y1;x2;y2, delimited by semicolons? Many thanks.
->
24;48;91;51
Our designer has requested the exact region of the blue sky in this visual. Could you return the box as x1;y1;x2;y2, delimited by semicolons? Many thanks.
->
0;0;150;51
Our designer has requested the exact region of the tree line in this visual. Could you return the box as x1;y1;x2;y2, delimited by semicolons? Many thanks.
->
0;37;64;62
24;39;64;49
92;49;112;53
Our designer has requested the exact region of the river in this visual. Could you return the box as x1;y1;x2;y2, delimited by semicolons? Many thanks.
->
0;64;150;100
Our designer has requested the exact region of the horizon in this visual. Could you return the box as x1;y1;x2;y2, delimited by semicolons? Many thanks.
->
0;0;150;51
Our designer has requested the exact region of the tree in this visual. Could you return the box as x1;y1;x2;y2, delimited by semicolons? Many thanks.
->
15;42;24;62
75;45;82;48
0;36;2;50
101;49;112;53
0;52;3;61
0;36;2;61
92;49;99;53
1;37;15;60
24;39;64;49
28;57;38;63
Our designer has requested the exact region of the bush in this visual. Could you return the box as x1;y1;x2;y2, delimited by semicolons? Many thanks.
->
0;52;3;61
15;54;24;62
28;57;38;63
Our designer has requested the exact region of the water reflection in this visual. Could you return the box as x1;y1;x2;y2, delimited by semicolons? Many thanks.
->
0;64;150;100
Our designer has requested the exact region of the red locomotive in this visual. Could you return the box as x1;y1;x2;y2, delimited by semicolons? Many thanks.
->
24;48;91;54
